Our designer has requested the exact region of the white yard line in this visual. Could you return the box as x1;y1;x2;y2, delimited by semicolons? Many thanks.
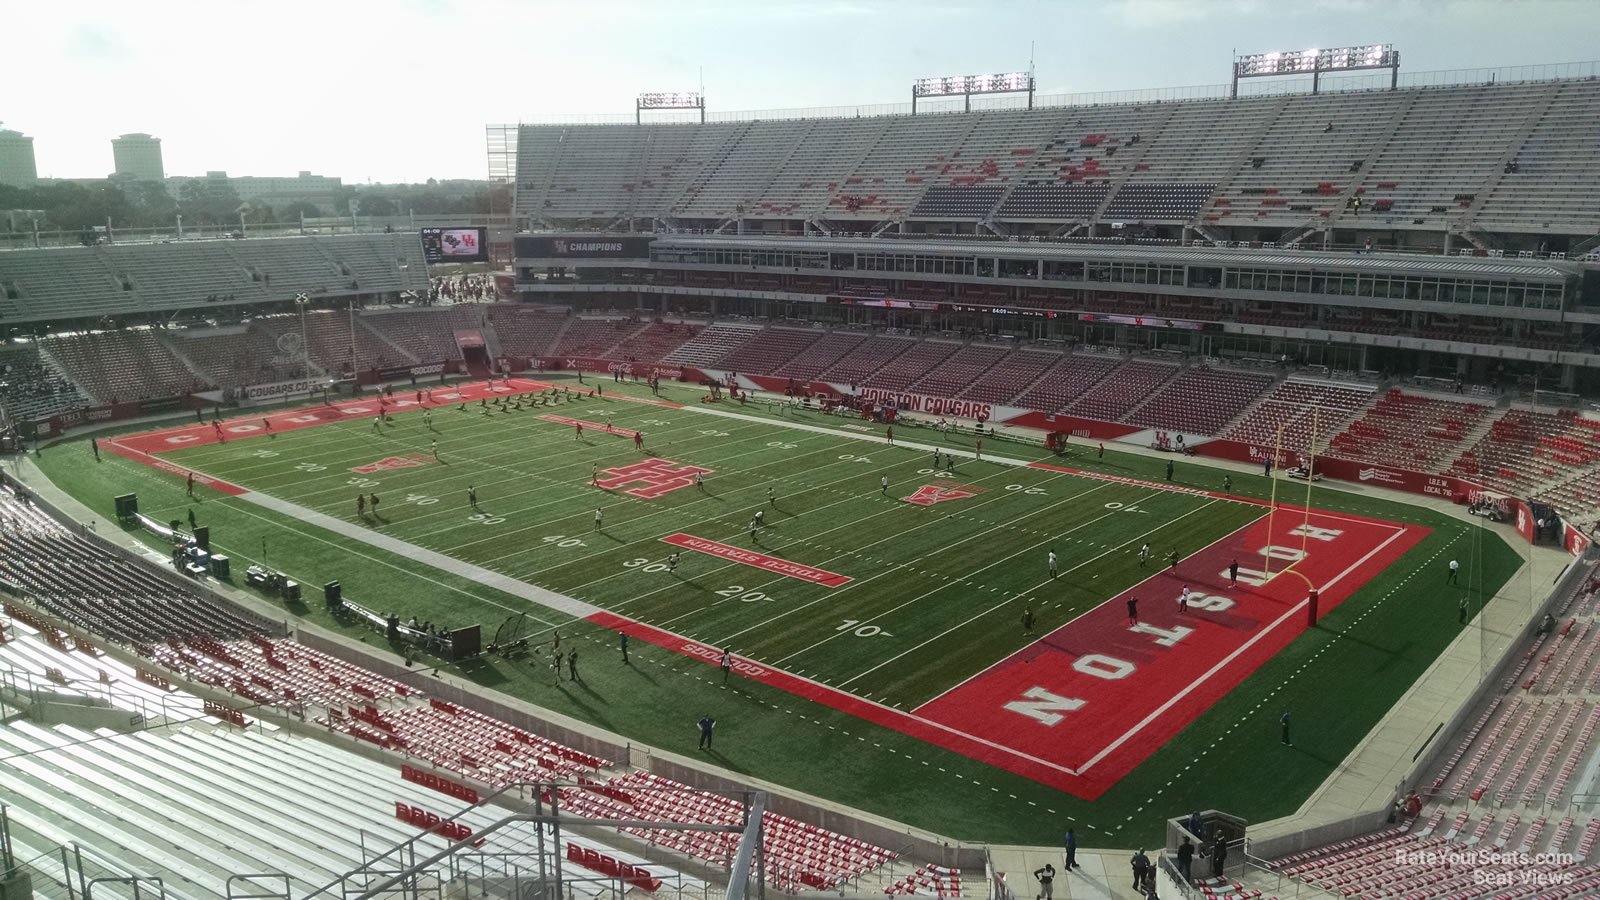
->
721;483;1118;653
582;464;1087;607
477;442;938;582
835;498;1223;688
240;490;602;619
214;501;563;629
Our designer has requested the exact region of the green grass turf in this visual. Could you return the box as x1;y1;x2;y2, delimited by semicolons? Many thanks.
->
36;376;1525;848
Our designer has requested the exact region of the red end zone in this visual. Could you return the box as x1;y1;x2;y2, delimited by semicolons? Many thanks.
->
914;508;1426;798
601;507;1423;801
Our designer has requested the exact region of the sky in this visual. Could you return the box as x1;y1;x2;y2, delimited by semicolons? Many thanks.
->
4;0;1599;184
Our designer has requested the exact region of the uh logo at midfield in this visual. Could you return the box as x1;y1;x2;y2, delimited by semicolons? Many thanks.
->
594;459;715;499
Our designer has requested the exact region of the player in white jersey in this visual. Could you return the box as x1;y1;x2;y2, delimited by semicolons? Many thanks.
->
1048;550;1058;578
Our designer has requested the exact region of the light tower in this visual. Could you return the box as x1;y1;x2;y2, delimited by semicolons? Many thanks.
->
911;70;1034;114
1230;45;1400;98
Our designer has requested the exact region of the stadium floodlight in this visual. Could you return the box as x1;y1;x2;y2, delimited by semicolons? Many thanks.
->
1232;44;1399;97
636;92;705;123
911;70;1034;113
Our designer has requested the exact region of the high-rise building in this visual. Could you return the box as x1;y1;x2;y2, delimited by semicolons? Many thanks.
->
0;126;38;187
111;133;164;182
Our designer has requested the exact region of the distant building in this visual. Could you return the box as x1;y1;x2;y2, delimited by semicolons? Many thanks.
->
0;128;38;188
230;171;342;206
112;133;164;182
166;170;342;211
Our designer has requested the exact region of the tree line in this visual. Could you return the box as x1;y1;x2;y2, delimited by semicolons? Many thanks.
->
0;178;500;232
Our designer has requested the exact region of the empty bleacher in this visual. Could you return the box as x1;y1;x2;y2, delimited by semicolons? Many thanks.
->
1476;79;1600;233
319;233;431;295
1124;367;1274;435
224;238;342;295
818;335;915;386
0;342;89;419
714;327;821;374
560;770;898;892
958;348;1061;405
867;341;961;392
102;242;254;311
43;330;209;403
167;326;293;389
552;318;641;359
0;624;694;900
1011;353;1123;414
1328;389;1490;470
511;75;1600;237
251;311;402;376
908;343;1009;398
1224;379;1375;455
773;330;867;381
1065;360;1178;422
1450;409;1593;491
608;322;698;364
0;247;129;319
360;305;482;365
661;323;761;368
487;305;568;359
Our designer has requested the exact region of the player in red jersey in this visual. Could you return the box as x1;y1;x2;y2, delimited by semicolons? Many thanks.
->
634;431;644;451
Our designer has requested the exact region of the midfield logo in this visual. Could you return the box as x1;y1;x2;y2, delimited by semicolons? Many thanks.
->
595;459;715;499
902;483;983;506
351;455;428;475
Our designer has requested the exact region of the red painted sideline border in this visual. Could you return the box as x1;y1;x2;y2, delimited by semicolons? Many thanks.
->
584;609;1083;787
661;533;853;587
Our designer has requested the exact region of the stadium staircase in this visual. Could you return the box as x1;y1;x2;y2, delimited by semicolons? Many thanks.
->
34;342;94;407
1456;81;1565;235
1298;89;1422;241
810;116;898;230
1212;370;1289;435
994;350;1063;406
671;122;756;221
1084;103;1187;227
749;118;822;218
156;332;226;389
1079;360;1181;424
595;321;658;360
358;316;424;366
1184;96;1293;227
1448;400;1510;461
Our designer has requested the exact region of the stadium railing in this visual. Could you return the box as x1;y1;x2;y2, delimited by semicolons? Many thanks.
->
985;848;1014;900
636;226;1583;261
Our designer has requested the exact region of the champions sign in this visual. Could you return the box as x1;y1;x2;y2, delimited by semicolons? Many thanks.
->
860;387;992;420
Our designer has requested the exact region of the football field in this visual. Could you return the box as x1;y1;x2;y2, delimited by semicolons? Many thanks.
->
98;377;1429;800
